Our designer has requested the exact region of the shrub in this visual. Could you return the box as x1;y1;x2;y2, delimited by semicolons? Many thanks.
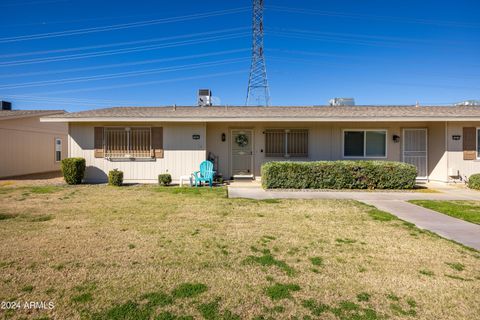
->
261;161;417;190
158;174;172;186
108;169;123;186
468;174;480;190
61;158;86;185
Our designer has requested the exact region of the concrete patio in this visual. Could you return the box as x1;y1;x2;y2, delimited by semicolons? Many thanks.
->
228;181;480;250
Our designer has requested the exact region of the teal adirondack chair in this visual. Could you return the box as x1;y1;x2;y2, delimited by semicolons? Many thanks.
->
193;160;215;187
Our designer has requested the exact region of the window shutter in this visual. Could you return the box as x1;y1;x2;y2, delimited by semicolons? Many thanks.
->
463;127;476;160
152;127;164;159
94;127;104;158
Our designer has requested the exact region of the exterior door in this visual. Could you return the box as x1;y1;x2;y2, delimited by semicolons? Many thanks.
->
403;128;428;179
231;129;254;177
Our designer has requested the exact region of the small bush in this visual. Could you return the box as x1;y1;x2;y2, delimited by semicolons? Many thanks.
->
108;169;123;186
61;158;86;185
158;174;172;186
261;161;417;190
468;174;480;190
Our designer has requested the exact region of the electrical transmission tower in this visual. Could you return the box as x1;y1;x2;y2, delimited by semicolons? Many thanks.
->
246;0;270;106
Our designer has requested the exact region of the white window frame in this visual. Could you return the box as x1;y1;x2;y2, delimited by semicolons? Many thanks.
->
342;129;388;159
55;138;62;162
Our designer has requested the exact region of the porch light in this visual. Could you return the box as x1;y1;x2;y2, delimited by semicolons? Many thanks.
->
221;133;226;142
393;135;400;143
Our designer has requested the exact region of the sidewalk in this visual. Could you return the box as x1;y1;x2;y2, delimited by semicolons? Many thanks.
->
362;199;480;250
228;181;480;250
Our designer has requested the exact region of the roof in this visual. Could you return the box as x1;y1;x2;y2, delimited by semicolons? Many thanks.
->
41;105;480;122
0;110;65;121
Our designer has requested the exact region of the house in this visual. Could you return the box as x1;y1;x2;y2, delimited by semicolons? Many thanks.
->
0;103;68;178
41;105;480;184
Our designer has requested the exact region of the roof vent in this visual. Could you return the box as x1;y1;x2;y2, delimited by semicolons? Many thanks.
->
455;100;480;106
329;98;355;106
1;101;12;110
198;89;212;107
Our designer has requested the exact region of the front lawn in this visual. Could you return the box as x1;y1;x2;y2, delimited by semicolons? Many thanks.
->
409;200;480;225
0;185;479;319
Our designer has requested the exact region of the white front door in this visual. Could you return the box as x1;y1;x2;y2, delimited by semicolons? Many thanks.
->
231;129;254;177
403;128;428;179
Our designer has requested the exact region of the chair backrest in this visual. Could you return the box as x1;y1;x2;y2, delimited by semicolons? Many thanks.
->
199;160;214;178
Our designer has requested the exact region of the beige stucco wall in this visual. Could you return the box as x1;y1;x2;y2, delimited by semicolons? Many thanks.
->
207;121;448;181
0;116;68;178
67;120;480;184
69;122;206;183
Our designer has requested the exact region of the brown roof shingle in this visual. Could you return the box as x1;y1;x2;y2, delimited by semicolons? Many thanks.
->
0;110;64;121
42;105;480;121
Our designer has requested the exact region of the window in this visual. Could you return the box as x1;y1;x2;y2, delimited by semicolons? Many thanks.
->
343;130;387;158
477;128;480;159
265;129;308;157
104;127;151;158
55;138;62;162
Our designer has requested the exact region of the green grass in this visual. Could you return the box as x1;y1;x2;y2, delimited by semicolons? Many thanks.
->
244;248;295;276
409;200;480;224
71;292;93;303
357;292;371;302
21;285;34;292
0;212;18;220
309;257;323;266
198;299;240;320
419;269;435;276
171;283;208;299
29;186;62;194
264;283;301;300
1;184;480;319
445;262;465;271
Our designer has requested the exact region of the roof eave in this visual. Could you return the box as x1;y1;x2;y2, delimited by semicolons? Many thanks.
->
1;111;65;121
40;116;480;123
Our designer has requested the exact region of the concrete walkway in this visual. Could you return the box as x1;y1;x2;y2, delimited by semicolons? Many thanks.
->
362;200;480;250
228;181;480;250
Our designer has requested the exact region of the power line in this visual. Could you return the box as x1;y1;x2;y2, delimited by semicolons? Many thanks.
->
4;94;138;105
0;32;250;67
266;5;480;29
0;57;250;89
0;27;249;59
0;7;250;43
267;55;480;79
6;70;249;95
0;48;250;79
266;27;467;47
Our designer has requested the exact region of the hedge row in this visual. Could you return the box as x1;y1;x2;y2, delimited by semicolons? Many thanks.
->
261;161;417;190
468;174;480;190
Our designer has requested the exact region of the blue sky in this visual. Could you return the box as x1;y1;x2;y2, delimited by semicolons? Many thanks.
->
0;0;479;111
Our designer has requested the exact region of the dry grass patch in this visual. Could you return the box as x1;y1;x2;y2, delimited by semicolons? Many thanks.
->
0;184;479;319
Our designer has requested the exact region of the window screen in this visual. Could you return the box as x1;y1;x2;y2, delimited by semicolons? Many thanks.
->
55;139;62;162
366;131;386;157
344;130;386;158
344;131;364;157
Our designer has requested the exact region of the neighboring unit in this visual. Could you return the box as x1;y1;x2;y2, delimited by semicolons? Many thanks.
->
41;105;480;184
0;104;67;178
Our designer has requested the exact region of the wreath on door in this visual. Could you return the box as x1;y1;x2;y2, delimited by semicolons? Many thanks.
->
235;134;249;147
